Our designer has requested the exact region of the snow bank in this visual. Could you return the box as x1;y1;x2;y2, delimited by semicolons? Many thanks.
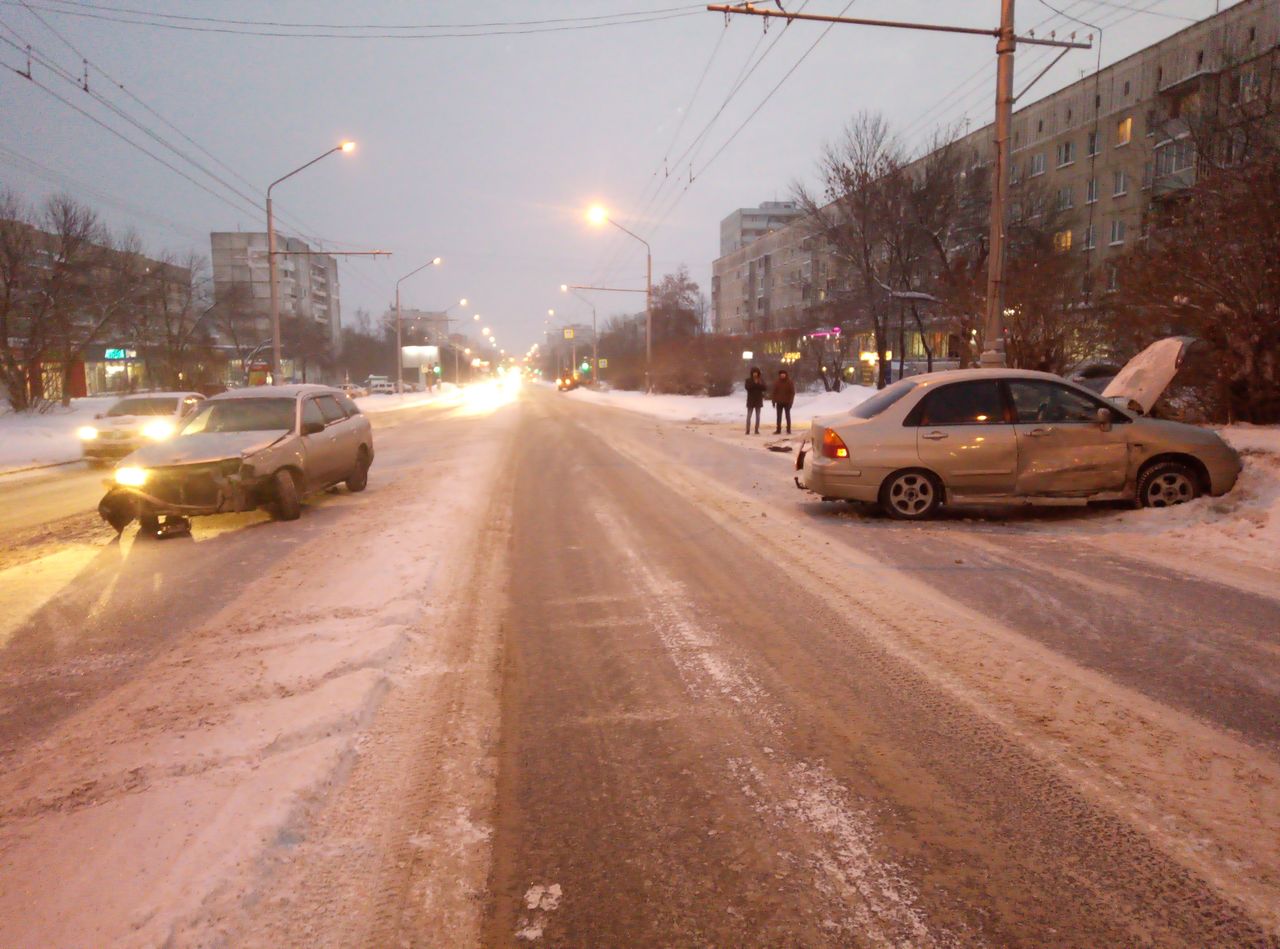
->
566;383;876;426
1027;425;1280;591
0;398;115;474
354;383;460;415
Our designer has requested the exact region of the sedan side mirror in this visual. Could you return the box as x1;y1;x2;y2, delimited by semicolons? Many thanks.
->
302;419;325;436
1096;407;1113;432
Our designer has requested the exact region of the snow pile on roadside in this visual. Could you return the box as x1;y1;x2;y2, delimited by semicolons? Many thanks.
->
354;383;460;415
0;397;115;474
567;383;875;425
1037;426;1280;588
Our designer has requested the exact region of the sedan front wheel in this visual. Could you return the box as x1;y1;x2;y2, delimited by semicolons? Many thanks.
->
879;469;943;520
1137;461;1201;508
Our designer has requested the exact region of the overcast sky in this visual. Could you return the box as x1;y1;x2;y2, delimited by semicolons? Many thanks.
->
1;0;1240;354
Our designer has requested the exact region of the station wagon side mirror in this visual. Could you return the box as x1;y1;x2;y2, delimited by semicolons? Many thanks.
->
302;419;325;436
1096;407;1113;432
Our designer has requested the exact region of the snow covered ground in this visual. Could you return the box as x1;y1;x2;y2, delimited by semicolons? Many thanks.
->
564;382;875;427
0;397;115;474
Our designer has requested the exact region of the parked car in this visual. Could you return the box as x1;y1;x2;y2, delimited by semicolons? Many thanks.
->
795;350;1241;520
338;382;369;398
78;391;205;466
557;376;579;392
98;384;374;536
368;381;396;395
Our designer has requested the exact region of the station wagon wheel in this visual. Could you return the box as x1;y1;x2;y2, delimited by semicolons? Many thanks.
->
1137;461;1201;508
879;469;943;521
271;468;302;521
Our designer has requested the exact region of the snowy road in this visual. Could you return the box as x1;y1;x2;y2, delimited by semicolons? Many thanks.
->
1;382;1277;946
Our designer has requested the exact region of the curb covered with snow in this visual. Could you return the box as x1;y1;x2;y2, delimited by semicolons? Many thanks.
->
564;384;876;426
0;398;115;475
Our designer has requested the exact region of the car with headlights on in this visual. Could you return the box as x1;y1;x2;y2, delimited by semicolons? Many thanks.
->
77;391;205;466
98;384;374;536
795;354;1241;520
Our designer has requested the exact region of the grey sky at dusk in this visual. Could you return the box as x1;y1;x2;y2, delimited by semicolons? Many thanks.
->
2;0;1234;353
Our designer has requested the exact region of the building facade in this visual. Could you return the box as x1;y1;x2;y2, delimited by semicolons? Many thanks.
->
712;0;1278;343
718;200;805;257
210;231;342;349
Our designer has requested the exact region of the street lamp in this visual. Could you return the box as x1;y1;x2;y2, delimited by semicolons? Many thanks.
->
561;283;598;386
395;255;442;393
266;139;356;383
586;203;651;391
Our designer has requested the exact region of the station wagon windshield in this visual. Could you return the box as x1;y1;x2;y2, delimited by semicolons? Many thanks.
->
180;398;296;435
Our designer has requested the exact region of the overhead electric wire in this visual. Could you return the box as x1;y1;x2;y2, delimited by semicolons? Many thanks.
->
3;2;702;39
19;0;705;31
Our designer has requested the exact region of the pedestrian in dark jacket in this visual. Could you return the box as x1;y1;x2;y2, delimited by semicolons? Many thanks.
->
771;369;796;434
744;367;767;434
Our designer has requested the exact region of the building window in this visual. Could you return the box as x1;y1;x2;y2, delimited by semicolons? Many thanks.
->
1110;219;1127;245
1082;225;1096;250
1030;153;1046;176
1086;178;1099;204
1113;169;1128;196
1053;230;1073;253
1196;50;1204;68
1156;66;1164;86
1056;140;1076;166
1056;186;1074;210
1155;139;1195;177
1123;80;1131;96
1037;118;1044;133
1087;130;1100;156
1116;117;1132;146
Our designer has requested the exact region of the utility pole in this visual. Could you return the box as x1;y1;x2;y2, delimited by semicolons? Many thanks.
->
707;3;1089;368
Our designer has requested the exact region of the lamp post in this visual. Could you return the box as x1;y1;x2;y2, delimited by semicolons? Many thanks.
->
266;140;355;384
586;204;651;391
394;256;442;392
561;284;598;385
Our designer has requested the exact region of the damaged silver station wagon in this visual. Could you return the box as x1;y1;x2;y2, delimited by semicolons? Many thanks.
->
99;384;374;537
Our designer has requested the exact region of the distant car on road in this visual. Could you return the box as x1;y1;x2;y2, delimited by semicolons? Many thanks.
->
78;391;205;467
557;376;579;392
796;347;1241;520
368;381;396;395
338;382;369;398
98;384;374;536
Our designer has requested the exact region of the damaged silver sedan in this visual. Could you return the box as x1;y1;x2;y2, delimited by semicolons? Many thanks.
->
99;384;374;537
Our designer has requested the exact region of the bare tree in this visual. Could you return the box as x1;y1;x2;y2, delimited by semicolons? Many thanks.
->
131;254;218;389
796;113;905;388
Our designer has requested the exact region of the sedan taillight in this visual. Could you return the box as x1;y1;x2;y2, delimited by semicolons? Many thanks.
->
821;428;850;459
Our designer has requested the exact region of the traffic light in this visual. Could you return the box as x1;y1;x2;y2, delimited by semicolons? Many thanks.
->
433;364;442;375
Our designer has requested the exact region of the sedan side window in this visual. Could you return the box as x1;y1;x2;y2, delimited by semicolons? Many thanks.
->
1008;380;1108;423
336;394;361;416
917;381;1007;425
316;395;345;425
301;399;325;432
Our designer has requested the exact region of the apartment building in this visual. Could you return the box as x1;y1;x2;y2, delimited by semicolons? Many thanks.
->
718;200;805;257
210;231;342;348
712;0;1278;339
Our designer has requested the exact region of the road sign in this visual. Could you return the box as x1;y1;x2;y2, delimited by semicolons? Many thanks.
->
598;358;608;369
563;328;574;340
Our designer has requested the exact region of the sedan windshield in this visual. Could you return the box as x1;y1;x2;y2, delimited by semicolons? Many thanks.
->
180;398;295;434
851;379;917;419
106;397;178;417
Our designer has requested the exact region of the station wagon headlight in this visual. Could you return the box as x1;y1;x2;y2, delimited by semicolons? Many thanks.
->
77;425;99;440
114;466;149;487
141;419;176;441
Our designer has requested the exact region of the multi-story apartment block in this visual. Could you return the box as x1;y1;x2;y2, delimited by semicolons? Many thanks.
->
719;200;805;256
712;0;1278;345
210;231;342;349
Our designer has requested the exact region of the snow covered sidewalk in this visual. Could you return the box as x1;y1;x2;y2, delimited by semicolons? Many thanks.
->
0;398;114;475
564;382;875;427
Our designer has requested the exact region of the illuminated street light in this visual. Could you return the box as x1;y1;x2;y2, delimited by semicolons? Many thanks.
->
266;139;357;382
395;255;443;392
585;202;651;391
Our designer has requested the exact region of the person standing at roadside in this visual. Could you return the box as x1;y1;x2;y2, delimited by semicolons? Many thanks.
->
771;368;796;434
744;367;767;435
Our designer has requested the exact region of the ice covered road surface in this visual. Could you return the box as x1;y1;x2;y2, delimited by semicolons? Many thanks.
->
1;380;1278;947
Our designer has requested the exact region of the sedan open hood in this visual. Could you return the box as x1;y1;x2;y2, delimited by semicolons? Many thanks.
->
123;430;288;467
1101;336;1195;415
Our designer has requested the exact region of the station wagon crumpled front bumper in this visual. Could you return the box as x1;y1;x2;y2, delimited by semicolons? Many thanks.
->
98;459;266;532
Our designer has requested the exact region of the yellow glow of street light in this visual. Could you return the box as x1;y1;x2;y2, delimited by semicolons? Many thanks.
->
459;298;468;307
560;284;568;292
547;309;555;317
432;256;442;266
586;204;608;226
340;140;356;153
482;327;490;335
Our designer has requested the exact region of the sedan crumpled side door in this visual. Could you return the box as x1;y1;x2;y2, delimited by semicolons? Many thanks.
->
1007;380;1129;496
912;380;1019;497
